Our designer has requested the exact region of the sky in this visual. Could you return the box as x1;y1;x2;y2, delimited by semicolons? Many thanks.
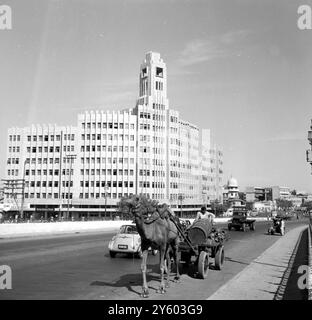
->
1;0;312;192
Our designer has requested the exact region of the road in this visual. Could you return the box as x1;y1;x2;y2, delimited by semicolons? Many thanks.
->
0;219;309;300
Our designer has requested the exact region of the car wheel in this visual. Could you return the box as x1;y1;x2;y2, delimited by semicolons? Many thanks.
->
109;251;116;258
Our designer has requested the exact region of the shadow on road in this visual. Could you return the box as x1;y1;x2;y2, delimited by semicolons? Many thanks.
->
90;263;162;297
224;257;249;266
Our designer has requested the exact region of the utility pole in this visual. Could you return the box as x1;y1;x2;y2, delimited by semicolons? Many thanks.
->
1;179;24;218
307;120;312;220
64;154;76;220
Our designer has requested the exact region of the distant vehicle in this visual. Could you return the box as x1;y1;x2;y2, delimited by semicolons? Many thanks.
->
228;207;256;232
268;217;286;236
224;208;233;217
108;224;157;258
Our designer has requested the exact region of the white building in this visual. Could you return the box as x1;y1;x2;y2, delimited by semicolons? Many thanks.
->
4;52;223;219
200;129;223;204
223;177;239;202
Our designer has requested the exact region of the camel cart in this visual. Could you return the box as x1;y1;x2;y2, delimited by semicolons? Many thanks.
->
177;219;227;279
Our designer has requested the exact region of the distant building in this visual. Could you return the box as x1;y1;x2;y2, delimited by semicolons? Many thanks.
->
253;201;275;212
223;177;239;202
4;52;224;219
245;187;272;202
271;186;291;200
200;129;223;204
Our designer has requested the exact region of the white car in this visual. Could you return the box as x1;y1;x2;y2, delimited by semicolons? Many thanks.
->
108;224;157;258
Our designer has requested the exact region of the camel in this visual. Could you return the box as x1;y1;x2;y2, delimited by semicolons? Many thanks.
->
120;195;180;298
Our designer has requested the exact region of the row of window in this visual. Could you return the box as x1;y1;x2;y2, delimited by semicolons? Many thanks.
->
79;193;133;199
139;181;165;188
81;122;135;130
80;145;135;153
139;112;166;121
24;193;72;199
81;157;135;165
80;157;135;165
8;146;20;153
7;169;18;176
81;169;134;176
26;146;74;153
80;181;134;188
81;134;135;141
152;103;166;110
26;134;74;142
25;169;73;176
7;158;19;165
9;135;21;142
155;81;163;91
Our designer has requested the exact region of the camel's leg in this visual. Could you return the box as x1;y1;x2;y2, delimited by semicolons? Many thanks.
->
165;246;171;288
156;246;166;294
172;239;181;282
140;249;149;298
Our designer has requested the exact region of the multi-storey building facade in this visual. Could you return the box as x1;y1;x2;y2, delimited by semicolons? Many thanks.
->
4;52;223;219
200;129;223;204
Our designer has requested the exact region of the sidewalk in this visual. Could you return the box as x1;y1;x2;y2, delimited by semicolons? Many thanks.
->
208;225;307;300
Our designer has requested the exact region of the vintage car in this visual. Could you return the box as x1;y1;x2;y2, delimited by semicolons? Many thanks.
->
108;224;157;258
228;207;256;231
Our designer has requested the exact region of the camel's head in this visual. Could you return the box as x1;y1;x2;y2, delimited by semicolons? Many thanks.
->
118;195;158;220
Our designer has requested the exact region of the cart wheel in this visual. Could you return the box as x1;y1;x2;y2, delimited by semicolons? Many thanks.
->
241;224;246;232
215;246;225;270
250;223;255;231
109;251;116;258
198;251;209;279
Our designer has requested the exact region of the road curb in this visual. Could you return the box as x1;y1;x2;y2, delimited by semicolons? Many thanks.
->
207;225;307;300
274;228;304;300
308;220;312;300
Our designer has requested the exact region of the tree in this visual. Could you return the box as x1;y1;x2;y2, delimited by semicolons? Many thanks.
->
210;200;230;216
246;201;254;211
291;189;297;196
302;201;312;211
276;198;293;210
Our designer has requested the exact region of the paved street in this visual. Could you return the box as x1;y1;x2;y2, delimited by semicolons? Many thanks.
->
0;219;309;300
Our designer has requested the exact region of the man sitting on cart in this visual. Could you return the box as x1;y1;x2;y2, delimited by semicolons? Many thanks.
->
196;206;215;223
